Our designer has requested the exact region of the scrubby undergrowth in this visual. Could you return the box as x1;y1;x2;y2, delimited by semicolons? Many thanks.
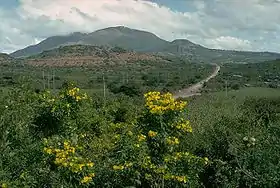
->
0;83;279;188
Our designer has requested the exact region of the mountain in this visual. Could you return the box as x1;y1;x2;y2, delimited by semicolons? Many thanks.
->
158;39;280;63
10;26;280;63
11;26;168;58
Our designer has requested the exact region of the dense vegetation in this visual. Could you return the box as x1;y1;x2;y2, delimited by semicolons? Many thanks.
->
0;57;213;96
0;50;280;187
203;59;280;92
0;81;279;187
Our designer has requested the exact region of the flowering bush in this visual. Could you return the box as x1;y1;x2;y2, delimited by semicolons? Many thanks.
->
39;90;208;187
43;137;95;185
33;83;89;136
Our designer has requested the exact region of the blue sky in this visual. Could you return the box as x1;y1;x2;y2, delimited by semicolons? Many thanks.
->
0;0;280;53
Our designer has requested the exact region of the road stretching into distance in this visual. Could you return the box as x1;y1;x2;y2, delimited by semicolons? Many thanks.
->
173;64;221;99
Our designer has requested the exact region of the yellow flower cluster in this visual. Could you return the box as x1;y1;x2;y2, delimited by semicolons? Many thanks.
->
80;173;95;184
44;140;95;184
141;156;156;169
148;130;157;137
163;174;187;183
127;130;133;136
166;136;180;145
113;162;133;171
43;141;94;173
144;92;187;114
66;87;88;102
138;134;146;142
173;118;192;133
1;183;7;188
142;156;188;184
164;152;209;166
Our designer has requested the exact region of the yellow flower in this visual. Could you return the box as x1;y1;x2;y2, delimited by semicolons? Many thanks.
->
80;176;92;184
68;147;75;153
145;173;152;180
1;183;8;188
79;164;85;170
174;138;179;145
124;162;133;167
204;157;209;165
127;131;133;136
113;165;124;171
43;138;48;144
175;176;187;183
43;147;53;154
138;134;146;142
166;137;180;145
144;91;187;114
87;162;94;167
148;130;157;137
76;96;82;101
62;162;68;167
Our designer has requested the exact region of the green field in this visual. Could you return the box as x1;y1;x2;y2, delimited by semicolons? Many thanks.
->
203;59;280;92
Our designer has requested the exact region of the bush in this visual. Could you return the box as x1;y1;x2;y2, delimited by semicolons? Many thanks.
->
191;97;280;188
1;86;209;187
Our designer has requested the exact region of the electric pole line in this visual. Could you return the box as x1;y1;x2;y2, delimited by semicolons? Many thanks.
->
42;71;45;90
52;70;55;92
225;80;228;97
47;72;50;90
102;72;106;106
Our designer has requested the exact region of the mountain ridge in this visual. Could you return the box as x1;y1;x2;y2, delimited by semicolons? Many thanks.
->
10;26;280;63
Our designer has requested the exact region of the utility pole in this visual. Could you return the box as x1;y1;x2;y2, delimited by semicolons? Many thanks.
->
126;72;128;84
102;72;106;106
42;71;45;90
225;80;228;97
47;72;50;90
52;70;55;91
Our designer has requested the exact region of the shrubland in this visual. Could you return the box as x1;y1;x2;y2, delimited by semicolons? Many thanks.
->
0;82;279;187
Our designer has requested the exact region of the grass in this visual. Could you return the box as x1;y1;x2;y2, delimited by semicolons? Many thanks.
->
187;87;280;132
204;59;280;92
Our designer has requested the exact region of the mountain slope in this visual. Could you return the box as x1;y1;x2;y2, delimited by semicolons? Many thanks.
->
11;27;168;58
24;45;164;67
11;32;87;58
10;26;280;63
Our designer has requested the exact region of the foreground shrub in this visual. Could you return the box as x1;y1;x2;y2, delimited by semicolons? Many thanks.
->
39;90;208;187
33;82;89;137
195;97;280;188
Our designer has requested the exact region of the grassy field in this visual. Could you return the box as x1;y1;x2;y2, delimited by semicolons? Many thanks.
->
203;59;280;92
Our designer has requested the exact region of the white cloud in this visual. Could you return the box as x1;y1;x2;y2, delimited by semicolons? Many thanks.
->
0;0;280;53
205;36;252;51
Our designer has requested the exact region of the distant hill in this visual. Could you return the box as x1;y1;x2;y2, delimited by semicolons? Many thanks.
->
24;45;165;67
10;26;280;63
0;53;14;64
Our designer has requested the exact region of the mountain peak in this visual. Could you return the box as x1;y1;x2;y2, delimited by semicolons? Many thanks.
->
9;26;280;63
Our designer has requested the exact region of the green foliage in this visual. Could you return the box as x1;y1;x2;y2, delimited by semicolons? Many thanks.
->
186;90;280;188
204;59;280;92
0;86;208;187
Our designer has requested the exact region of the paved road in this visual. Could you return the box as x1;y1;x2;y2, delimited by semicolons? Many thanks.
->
173;64;220;99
